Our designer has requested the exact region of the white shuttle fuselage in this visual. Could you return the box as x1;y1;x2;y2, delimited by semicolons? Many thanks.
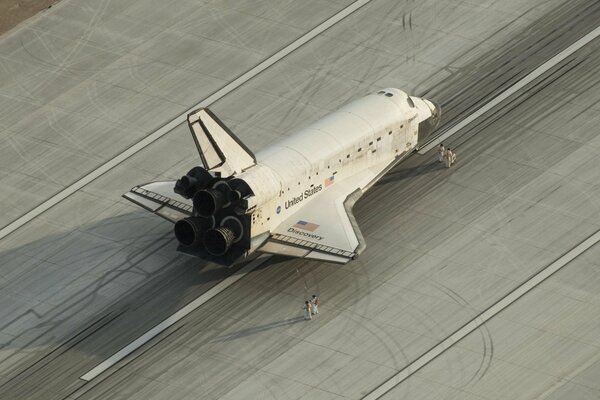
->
124;88;440;265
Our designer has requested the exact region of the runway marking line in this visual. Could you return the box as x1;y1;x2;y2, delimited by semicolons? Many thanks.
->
419;25;600;154
0;0;375;242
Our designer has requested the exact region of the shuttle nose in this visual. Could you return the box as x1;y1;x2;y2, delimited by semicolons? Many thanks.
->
424;99;441;130
417;98;442;146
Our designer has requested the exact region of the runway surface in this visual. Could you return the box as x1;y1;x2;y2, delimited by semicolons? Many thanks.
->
0;0;599;399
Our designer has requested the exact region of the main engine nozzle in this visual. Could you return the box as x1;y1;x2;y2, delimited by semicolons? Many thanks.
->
174;167;213;199
174;175;198;198
204;227;235;256
193;188;227;217
174;217;214;247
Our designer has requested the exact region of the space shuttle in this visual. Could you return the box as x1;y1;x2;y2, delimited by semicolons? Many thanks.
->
123;88;440;265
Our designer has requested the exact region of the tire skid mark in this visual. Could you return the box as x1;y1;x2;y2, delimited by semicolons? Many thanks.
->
431;281;495;384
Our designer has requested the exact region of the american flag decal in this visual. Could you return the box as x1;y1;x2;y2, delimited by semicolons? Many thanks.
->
294;220;320;231
324;175;335;187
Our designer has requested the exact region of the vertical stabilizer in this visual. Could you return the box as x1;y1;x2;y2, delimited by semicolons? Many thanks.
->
187;108;256;176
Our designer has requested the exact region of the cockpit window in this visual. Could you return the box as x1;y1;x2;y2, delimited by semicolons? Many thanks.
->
406;97;415;107
385;93;393;97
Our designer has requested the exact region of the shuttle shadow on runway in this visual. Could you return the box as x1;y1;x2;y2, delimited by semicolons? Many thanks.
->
376;158;447;186
0;211;269;381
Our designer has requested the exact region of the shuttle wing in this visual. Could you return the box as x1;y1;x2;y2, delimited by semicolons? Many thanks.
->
122;181;192;223
261;184;364;264
260;157;404;263
187;108;256;177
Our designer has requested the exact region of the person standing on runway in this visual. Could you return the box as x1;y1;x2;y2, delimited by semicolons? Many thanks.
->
445;148;457;168
303;301;313;320
450;148;457;165
310;295;320;315
445;147;452;168
438;143;445;163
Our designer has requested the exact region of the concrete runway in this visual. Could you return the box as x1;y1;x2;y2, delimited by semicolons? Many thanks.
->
0;0;599;399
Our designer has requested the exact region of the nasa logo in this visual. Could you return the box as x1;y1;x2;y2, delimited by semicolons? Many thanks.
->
276;205;281;214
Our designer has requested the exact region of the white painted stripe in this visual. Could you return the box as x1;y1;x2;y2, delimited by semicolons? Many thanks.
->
418;25;600;154
80;255;271;381
362;229;600;400
0;0;374;241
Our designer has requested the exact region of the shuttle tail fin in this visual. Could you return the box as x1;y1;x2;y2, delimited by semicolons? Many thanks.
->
187;108;256;176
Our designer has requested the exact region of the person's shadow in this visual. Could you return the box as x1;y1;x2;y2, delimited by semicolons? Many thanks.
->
212;317;306;342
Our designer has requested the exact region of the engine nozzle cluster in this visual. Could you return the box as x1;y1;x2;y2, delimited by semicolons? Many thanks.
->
172;167;250;259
